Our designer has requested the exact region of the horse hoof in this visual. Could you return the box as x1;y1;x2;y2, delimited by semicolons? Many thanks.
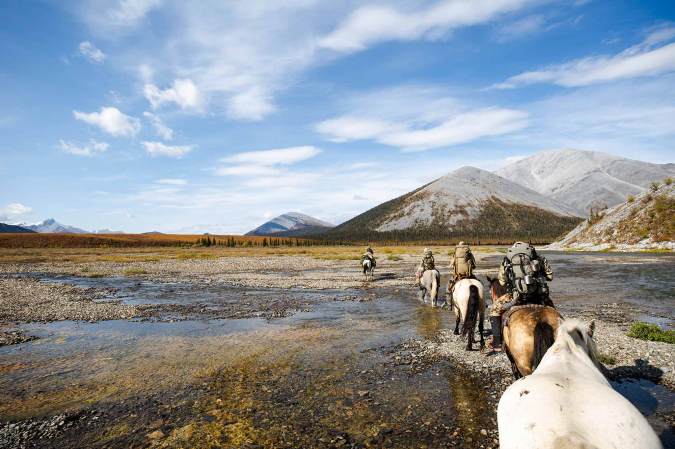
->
453;330;459;335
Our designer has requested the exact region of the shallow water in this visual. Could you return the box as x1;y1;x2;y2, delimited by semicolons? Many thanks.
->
1;252;674;447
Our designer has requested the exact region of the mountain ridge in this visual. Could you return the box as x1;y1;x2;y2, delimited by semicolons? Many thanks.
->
496;149;675;217
246;212;334;236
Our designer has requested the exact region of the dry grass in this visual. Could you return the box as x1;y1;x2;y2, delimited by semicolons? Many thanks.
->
0;244;508;265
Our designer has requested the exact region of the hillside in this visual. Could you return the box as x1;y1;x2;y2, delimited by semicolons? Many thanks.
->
496;149;675;217
550;179;674;251
327;167;582;242
246;212;333;236
0;223;35;233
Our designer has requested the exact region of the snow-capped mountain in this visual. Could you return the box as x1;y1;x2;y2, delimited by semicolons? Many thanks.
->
329;167;581;241
246;212;334;236
18;218;89;234
496;149;675;217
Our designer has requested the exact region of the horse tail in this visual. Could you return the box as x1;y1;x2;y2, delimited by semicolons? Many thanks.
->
461;285;479;336
532;321;555;370
430;271;438;302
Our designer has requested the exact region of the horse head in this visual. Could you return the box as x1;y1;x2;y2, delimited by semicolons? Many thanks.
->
556;318;600;368
486;274;507;300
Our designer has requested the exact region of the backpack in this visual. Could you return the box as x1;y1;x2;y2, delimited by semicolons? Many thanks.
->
453;246;473;278
505;242;543;295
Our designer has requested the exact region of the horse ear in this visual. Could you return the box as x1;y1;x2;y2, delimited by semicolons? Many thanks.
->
588;320;595;338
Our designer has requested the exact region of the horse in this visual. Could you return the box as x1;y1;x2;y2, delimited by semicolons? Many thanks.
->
487;276;561;378
498;319;663;449
448;278;485;351
362;256;375;280
418;268;440;307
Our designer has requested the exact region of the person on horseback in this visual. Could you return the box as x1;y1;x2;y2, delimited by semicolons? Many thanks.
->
362;245;376;266
498;242;553;306
415;248;435;286
488;242;553;352
447;241;476;294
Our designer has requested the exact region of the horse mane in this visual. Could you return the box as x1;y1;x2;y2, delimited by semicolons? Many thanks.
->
556;319;600;368
488;275;508;298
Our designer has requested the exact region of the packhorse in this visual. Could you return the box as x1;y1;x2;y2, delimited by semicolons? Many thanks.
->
498;319;663;449
448;278;485;351
362;256;375;280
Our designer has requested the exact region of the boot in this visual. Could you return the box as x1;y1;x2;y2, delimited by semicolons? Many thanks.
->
488;316;502;351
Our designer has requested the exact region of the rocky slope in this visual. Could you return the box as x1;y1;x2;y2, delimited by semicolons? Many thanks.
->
496;149;675;217
549;180;674;251
329;167;581;241
246;212;334;236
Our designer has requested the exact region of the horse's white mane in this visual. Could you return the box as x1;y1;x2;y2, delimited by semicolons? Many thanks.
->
556;318;600;366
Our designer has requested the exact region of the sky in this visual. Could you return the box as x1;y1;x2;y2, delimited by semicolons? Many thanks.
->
1;0;675;233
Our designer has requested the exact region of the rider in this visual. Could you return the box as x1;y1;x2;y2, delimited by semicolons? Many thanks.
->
447;241;476;294
498;241;553;306
362;245;376;266
415;248;435;285
489;242;554;351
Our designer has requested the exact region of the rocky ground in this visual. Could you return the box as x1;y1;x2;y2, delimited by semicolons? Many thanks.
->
0;250;672;448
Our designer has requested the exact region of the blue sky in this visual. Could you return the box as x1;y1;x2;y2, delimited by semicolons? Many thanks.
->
1;0;674;233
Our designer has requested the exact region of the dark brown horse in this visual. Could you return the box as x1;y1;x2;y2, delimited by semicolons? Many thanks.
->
486;276;562;379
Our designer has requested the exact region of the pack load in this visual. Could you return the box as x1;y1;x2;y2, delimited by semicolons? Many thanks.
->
453;245;473;278
361;252;376;268
421;250;435;271
504;242;548;298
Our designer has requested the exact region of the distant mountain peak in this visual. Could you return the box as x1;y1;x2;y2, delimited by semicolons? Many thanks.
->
246;212;334;236
18;218;88;234
496;149;675;217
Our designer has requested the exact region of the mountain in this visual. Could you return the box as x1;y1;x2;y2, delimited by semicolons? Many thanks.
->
328;167;582;242
0;223;36;233
550;180;674;251
246;212;334;236
18;218;89;234
93;229;125;234
496;149;675;217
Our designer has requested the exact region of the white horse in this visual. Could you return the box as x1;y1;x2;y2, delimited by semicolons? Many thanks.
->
448;278;485;350
498;319;663;449
418;269;440;307
362;257;375;280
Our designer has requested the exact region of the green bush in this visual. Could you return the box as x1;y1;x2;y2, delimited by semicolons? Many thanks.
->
597;353;616;365
626;195;635;203
627;322;675;344
665;177;673;186
650;181;660;192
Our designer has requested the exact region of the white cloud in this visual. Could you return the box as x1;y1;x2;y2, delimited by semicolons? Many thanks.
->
78;41;106;63
319;0;531;52
144;79;202;110
226;87;275;121
215;165;282;177
142;141;194;158
222;146;321;166
143;111;173;140
156;178;187;185
494;25;675;88
0;203;32;221
58;139;109;156
81;0;162;30
73;106;141;137
494;14;545;42
316;87;528;151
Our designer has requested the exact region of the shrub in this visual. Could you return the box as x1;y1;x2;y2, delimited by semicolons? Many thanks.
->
650;181;660;192
597;353;616;365
388;255;402;261
124;268;148;276
665;177;673;186
627;194;635;203
627;322;675;344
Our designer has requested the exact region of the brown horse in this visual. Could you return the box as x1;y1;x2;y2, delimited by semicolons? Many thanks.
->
486;276;562;379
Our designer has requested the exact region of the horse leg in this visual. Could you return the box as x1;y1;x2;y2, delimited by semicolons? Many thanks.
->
478;312;485;349
503;345;522;379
